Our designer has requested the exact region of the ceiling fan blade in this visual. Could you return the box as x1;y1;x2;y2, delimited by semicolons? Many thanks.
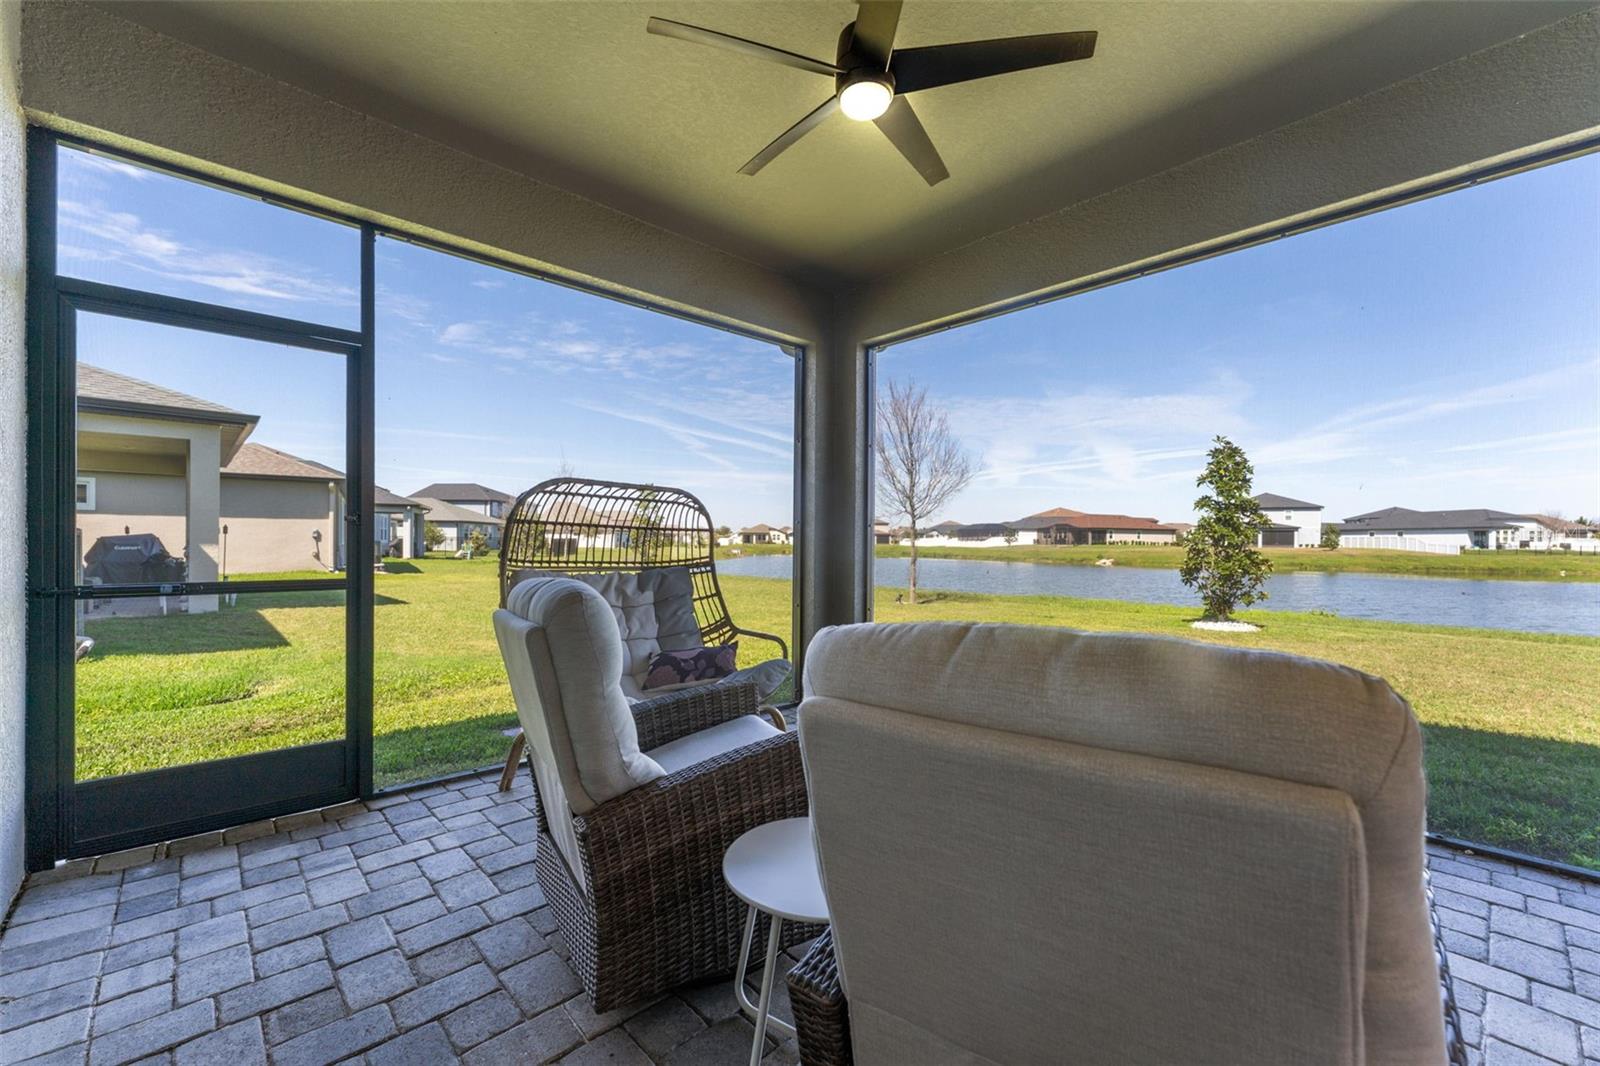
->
646;17;840;77
738;96;841;175
873;96;949;186
851;1;903;68
891;31;1097;94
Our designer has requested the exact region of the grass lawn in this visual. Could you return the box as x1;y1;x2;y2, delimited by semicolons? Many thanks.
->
78;559;1600;868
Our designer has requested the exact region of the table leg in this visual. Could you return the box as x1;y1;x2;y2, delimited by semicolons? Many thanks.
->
734;907;797;1040
750;914;784;1066
735;905;759;1019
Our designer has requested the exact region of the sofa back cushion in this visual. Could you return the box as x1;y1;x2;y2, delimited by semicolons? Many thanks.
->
800;622;1442;1066
499;576;663;818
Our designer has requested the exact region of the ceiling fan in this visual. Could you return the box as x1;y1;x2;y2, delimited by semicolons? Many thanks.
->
646;1;1097;186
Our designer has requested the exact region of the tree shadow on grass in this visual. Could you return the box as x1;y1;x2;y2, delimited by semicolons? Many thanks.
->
81;590;407;657
379;561;422;574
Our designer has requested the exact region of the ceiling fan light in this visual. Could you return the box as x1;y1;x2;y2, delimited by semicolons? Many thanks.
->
839;77;893;121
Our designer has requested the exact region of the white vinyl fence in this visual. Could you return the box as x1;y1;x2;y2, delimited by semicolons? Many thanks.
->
1338;535;1461;555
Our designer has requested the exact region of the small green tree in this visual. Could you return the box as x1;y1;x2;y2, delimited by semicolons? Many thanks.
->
423;523;446;552
1180;436;1273;621
715;525;732;540
465;528;489;557
1002;527;1018;546
1320;524;1341;550
631;489;668;562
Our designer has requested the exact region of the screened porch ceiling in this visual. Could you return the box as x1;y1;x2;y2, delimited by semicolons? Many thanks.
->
100;0;1591;286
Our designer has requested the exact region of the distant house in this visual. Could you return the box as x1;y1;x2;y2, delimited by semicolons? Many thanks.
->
1338;507;1549;551
1010;507;1179;546
374;487;429;559
75;364;353;610
945;508;1179;547
411;497;504;553
950;523;1021;545
873;518;893;545
1252;493;1323;548
410;482;514;521
738;523;780;545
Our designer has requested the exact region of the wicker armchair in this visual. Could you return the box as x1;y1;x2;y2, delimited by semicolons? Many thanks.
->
494;575;809;1012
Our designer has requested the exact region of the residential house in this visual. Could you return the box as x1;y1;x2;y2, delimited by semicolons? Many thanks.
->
410;482;514;525
1011;507;1179;546
412;497;505;553
739;523;781;544
872;518;893;545
1252;494;1324;548
1338;507;1547;551
75;365;350;610
374;488;429;559
950;523;1032;546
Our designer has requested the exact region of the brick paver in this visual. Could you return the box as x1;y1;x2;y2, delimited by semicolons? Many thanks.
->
10;771;1590;1063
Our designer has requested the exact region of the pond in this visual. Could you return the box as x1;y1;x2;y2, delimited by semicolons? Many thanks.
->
718;554;1600;636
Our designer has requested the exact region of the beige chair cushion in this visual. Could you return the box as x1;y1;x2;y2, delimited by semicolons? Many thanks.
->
500;576;663;813
567;568;701;683
644;713;781;776
801;621;1442;1066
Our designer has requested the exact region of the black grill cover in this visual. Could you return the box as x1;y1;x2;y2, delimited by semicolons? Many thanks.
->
82;534;187;585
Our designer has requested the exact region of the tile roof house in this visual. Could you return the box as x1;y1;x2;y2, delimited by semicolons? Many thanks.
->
410;482;515;519
75;365;354;604
411;497;505;552
1252;493;1324;548
1338;507;1550;551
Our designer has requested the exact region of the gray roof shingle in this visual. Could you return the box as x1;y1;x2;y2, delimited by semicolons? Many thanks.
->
1254;493;1322;510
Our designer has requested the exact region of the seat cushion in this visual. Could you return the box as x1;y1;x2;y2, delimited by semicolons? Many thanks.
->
644;714;781;776
502;576;663;813
620;657;794;702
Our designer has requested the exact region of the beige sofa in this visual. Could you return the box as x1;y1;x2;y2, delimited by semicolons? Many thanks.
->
795;621;1452;1066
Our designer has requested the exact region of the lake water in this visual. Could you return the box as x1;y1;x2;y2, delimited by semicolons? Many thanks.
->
717;555;1600;637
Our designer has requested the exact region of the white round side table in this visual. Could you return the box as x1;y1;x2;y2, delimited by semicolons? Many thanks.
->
723;816;829;1066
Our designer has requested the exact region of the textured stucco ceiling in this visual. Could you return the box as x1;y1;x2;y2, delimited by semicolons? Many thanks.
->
106;0;1591;285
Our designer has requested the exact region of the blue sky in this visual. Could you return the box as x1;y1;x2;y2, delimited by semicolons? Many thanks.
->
60;145;1599;530
882;154;1600;526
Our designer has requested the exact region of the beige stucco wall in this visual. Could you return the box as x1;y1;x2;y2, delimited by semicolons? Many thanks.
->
75;471;187;577
219;477;341;574
75;470;344;577
1106;531;1178;545
1;0;26;906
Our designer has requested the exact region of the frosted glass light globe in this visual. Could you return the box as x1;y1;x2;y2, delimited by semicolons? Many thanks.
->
839;78;893;121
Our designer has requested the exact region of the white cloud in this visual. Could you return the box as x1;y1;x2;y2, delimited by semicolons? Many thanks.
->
57;200;356;309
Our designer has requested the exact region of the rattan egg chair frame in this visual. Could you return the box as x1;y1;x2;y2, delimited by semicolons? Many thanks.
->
497;477;788;656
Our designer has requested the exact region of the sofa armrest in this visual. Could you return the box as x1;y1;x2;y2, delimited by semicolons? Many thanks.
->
631;681;760;750
788;928;852;1066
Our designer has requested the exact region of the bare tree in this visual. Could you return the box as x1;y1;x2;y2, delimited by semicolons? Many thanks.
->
876;379;977;604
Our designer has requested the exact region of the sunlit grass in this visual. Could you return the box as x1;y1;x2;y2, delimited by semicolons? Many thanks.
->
76;560;1599;867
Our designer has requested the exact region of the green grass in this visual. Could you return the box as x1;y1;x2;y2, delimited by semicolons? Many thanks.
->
77;560;1600;868
866;543;1600;581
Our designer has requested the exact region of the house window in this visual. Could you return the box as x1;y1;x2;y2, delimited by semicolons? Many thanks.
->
75;477;95;512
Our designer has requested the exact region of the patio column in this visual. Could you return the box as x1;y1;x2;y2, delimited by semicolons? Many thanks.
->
186;432;220;612
800;311;872;659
